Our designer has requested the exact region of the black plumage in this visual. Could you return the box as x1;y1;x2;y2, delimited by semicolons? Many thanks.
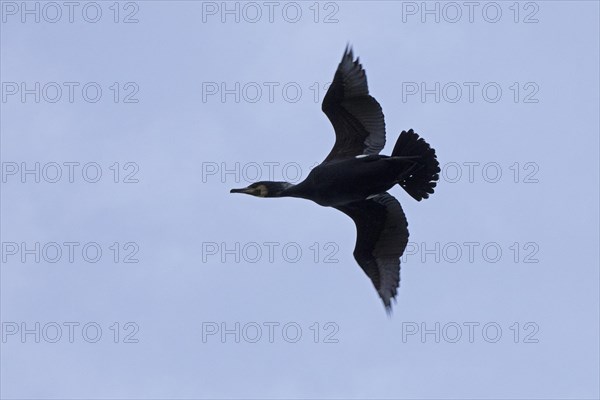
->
230;46;440;312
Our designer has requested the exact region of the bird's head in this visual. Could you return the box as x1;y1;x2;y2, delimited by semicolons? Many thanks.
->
230;181;293;198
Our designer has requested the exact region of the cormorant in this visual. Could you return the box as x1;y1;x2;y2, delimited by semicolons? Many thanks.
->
230;46;440;313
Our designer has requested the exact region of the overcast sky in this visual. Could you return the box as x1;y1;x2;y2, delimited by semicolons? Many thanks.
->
1;1;599;399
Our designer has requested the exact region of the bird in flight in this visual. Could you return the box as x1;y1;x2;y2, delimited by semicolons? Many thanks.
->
230;46;440;313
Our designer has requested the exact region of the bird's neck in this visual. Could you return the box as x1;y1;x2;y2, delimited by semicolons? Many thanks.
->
267;181;298;198
278;180;313;200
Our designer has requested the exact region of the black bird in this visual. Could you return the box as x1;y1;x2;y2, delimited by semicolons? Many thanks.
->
230;46;440;313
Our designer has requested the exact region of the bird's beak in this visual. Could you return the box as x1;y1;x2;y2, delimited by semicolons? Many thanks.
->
230;187;253;194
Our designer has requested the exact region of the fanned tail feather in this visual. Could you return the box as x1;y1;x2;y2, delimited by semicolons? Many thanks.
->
392;129;440;201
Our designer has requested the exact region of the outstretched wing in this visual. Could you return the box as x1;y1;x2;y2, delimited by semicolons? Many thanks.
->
321;46;386;163
335;193;409;313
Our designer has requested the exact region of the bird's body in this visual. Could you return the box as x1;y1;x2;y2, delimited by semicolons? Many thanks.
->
278;155;419;207
230;46;440;312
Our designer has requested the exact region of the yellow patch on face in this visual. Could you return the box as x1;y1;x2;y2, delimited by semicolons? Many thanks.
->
256;184;268;197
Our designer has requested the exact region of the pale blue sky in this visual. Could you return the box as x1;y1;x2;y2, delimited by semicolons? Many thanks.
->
1;1;599;399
